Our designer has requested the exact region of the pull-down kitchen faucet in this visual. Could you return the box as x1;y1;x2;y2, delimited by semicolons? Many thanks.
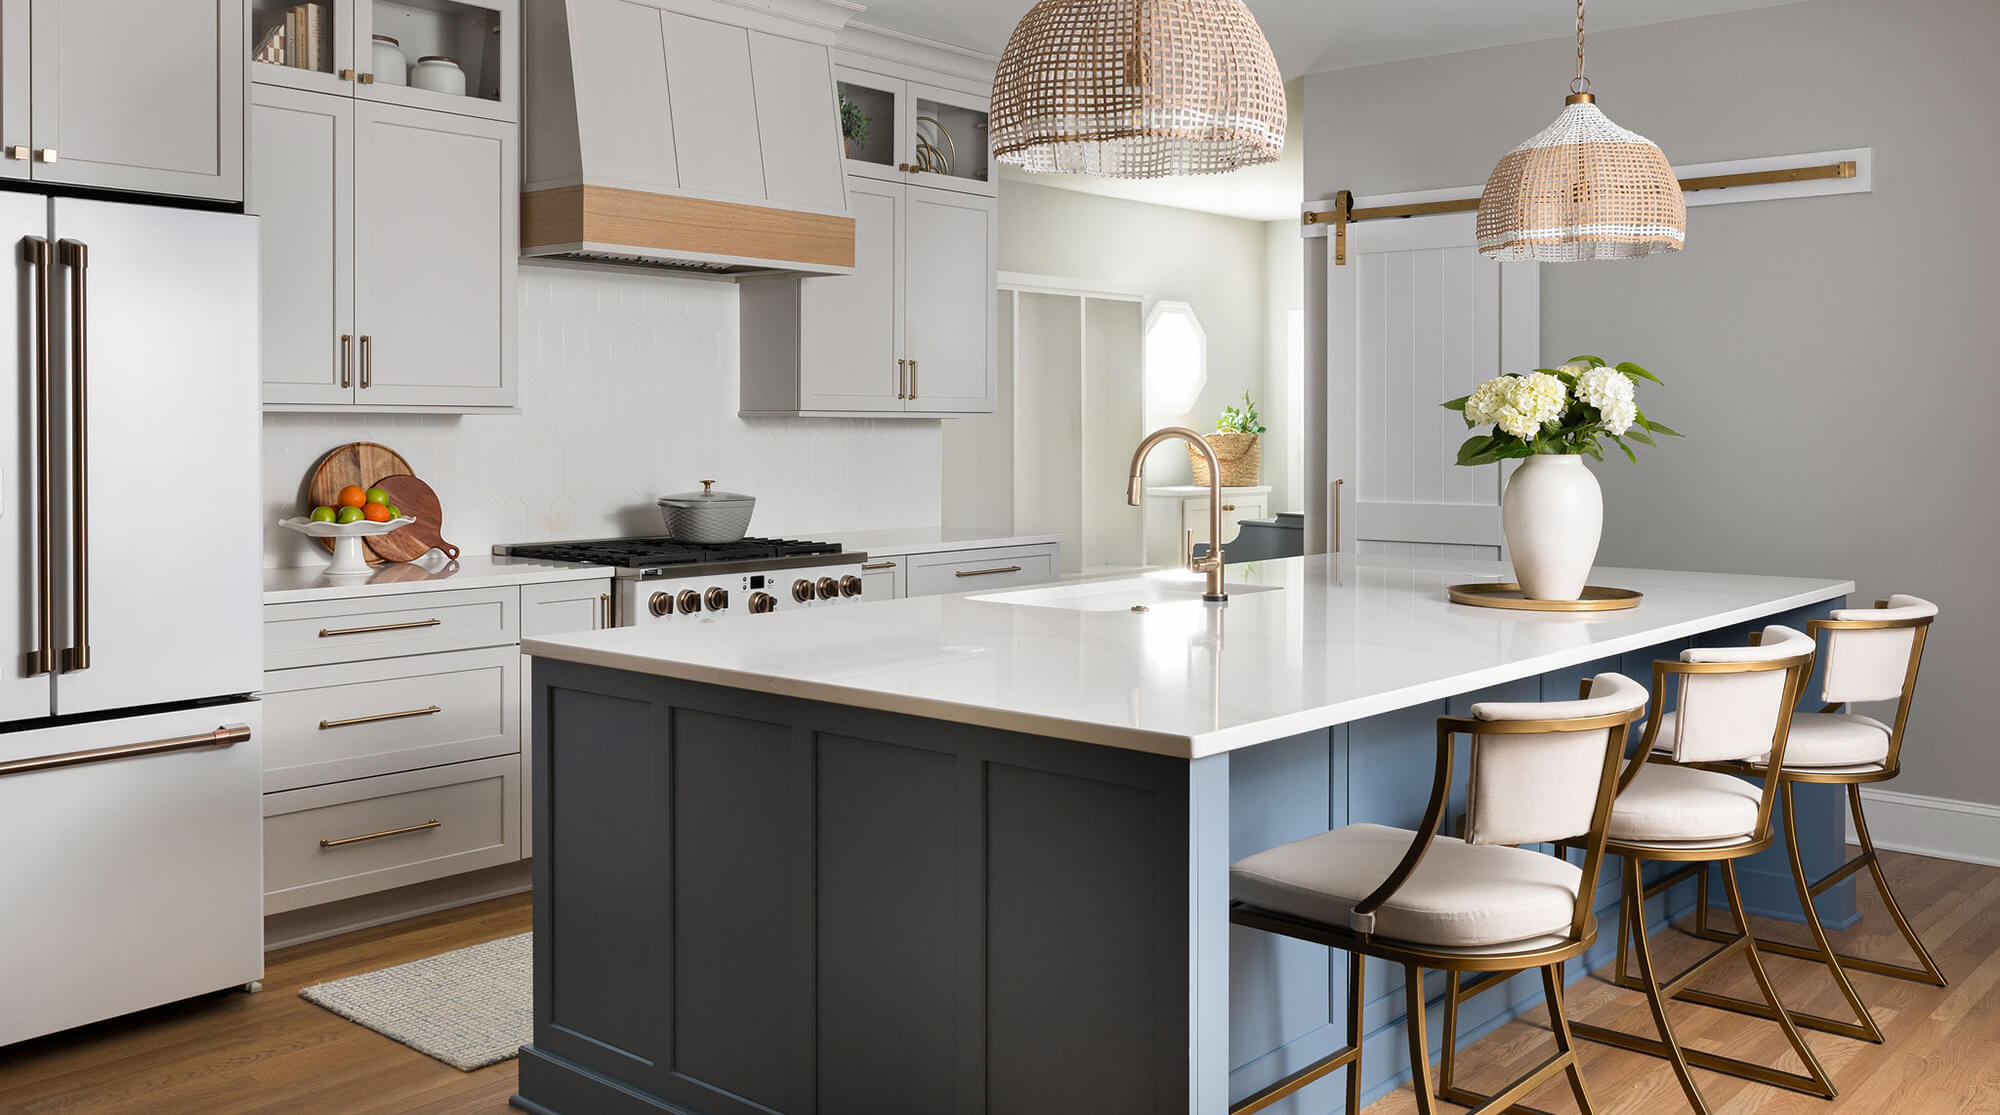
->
1127;427;1227;602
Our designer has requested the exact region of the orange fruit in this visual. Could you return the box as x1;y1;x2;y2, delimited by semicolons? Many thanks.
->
362;501;394;523
337;485;368;508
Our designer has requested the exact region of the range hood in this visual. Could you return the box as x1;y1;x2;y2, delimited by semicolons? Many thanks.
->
522;0;859;277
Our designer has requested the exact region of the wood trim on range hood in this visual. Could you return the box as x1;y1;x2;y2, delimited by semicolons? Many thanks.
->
522;185;856;275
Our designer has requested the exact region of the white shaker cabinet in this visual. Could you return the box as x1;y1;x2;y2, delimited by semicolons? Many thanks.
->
22;0;244;201
794;178;903;413
252;86;353;407
903;187;997;413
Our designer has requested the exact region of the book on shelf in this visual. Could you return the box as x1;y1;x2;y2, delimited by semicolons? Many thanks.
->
252;2;328;71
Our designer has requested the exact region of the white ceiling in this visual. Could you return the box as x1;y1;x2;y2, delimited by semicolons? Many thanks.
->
866;0;1806;222
855;0;1807;78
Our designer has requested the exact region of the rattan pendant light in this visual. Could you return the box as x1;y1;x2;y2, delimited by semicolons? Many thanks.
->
1477;0;1685;261
990;0;1286;179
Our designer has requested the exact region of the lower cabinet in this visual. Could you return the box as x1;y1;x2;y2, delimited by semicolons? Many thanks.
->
853;542;1061;601
260;575;611;915
1146;485;1272;566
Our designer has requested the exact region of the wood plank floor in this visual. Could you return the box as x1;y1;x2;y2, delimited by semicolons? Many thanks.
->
0;850;1993;1113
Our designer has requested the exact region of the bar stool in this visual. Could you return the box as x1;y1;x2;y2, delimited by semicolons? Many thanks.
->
1227;673;1648;1115
1684;595;1943;1045
1559;625;1833;1113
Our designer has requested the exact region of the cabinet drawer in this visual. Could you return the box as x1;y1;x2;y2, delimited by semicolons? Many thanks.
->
261;647;520;793
264;587;518;670
905;545;1059;598
263;756;520;914
857;557;906;601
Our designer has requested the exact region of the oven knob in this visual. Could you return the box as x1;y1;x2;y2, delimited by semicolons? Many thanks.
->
677;589;702;614
840;575;862;598
705;586;729;612
816;576;839;601
748;591;776;614
792;578;814;603
649;591;673;618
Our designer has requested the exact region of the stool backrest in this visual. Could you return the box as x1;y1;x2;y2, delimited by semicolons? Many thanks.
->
1808;594;1936;770
1666;625;1816;765
1464;673;1651;847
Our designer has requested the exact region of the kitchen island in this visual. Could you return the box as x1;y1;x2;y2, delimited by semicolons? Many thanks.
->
513;554;1854;1115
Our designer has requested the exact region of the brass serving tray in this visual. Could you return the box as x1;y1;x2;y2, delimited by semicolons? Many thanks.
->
1447;583;1643;612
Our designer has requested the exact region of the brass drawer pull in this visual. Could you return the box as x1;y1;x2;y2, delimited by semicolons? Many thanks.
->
954;565;1023;578
0;725;249;779
318;704;442;731
320;818;440;848
860;561;897;571
317;617;442;638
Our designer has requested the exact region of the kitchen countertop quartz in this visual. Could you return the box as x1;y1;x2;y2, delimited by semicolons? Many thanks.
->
815;525;1063;556
522;553;1852;758
264;553;615;604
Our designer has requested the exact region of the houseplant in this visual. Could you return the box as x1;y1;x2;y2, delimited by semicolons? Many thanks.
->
1188;392;1265;487
839;95;869;158
1442;357;1680;600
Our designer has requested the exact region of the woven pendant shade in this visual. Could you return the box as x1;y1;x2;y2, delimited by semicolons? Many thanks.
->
1476;97;1686;261
990;0;1286;179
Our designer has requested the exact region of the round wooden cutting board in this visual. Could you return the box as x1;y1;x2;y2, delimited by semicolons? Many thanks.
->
304;443;414;562
368;474;461;563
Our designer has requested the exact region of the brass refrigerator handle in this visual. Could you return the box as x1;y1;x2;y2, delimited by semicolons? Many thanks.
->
954;565;1022;578
318;704;441;731
58;240;89;672
340;333;353;389
318;617;442;638
24;237;53;677
358;334;372;388
320;818;439;848
0;724;251;779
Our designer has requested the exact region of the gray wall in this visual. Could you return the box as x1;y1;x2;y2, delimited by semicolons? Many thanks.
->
998;181;1272;486
1305;0;2000;806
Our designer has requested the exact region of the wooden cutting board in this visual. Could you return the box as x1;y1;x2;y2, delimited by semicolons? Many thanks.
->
368;474;461;563
305;442;414;562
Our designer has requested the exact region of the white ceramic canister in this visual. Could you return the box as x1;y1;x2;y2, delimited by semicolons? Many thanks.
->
411;55;467;96
370;35;408;86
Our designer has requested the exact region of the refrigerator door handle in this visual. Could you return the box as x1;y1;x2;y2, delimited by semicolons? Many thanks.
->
57;240;89;673
0;723;251;779
23;236;53;677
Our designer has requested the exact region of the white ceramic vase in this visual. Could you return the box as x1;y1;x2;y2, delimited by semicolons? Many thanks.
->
1501;454;1602;601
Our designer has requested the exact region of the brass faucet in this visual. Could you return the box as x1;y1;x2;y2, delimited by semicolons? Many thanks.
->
1127;427;1227;602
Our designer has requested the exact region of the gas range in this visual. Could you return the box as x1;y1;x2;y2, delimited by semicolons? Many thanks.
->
493;535;868;626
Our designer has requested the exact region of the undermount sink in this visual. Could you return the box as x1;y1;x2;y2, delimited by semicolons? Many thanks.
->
971;573;1281;612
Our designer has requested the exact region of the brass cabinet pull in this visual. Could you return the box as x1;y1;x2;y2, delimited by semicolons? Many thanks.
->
4;145;26;160
1332;477;1344;554
860;561;897;571
896;357;907;399
599;592;610;628
320;818;439;848
358;334;372;388
358;72;375;85
339;333;353;389
908;358;918;400
0;724;249;779
23;237;53;676
1221;504;1236;512
318;617;442;638
339;68;356;81
58;240;89;672
34;148;55;163
954;565;1023;578
319;704;441;731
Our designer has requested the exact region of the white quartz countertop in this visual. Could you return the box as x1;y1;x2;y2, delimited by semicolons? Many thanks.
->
522;554;1852;759
816;526;1063;557
265;554;615;604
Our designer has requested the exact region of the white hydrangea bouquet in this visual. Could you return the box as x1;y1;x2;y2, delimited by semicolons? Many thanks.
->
1441;356;1681;466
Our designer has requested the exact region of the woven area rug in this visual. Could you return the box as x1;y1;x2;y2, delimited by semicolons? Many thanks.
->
300;932;530;1071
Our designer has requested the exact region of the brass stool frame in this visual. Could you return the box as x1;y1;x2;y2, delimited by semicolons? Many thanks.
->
1231;689;1644;1115
1681;605;1942;1045
1552;646;1837;1114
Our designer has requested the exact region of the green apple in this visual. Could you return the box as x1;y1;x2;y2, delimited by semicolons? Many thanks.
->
335;506;365;525
384;504;402;520
308;506;336;523
365;487;391;505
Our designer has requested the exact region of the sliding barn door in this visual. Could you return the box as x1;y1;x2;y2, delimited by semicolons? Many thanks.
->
1325;212;1538;558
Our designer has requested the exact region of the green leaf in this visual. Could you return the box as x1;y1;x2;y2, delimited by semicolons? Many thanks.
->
1455;434;1497;466
1610;436;1638;464
1625;428;1657;447
1642;418;1682;438
1441;395;1469;411
1566;355;1607;368
1617;361;1662;384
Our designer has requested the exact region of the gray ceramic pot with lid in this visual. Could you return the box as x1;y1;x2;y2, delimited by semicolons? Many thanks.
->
657;480;756;543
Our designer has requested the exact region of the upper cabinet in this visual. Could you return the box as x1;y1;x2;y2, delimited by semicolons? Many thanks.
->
835;68;993;198
249;0;517;123
0;0;244;201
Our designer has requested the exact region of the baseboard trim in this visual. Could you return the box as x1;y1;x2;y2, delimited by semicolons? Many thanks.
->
264;860;533;951
1845;788;2000;867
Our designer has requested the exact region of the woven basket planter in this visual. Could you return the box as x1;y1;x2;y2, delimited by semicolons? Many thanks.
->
1189;432;1261;487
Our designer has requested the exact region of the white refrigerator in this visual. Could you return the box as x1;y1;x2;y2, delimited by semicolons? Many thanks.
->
0;194;263;1047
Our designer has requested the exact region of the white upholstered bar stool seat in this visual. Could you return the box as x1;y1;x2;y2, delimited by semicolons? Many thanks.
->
1231;823;1583;950
1605;763;1762;846
1766;712;1892;767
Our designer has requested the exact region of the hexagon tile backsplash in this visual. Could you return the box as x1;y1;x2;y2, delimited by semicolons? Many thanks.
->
262;266;946;568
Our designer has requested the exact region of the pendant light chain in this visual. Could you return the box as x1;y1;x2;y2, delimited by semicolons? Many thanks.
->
1572;0;1590;96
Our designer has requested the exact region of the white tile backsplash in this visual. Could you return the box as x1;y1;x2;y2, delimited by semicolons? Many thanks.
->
263;265;944;568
